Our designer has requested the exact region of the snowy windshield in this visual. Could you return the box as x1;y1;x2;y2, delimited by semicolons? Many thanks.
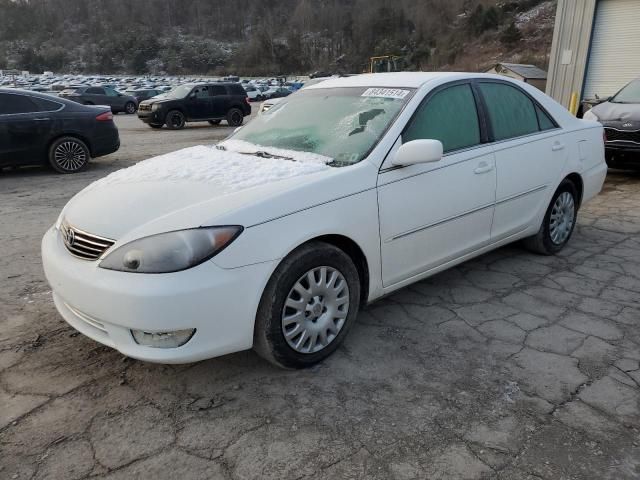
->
612;80;640;104
164;85;193;100
230;87;413;166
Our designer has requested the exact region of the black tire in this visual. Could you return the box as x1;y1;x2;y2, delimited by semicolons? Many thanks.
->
48;136;90;174
226;108;244;127
253;242;361;369
149;123;163;129
124;102;137;114
208;120;221;126
165;110;186;130
523;179;578;255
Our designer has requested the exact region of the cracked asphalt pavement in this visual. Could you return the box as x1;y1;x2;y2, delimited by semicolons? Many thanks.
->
1;114;639;479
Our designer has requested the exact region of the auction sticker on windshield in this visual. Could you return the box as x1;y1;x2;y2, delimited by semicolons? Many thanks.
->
361;88;410;99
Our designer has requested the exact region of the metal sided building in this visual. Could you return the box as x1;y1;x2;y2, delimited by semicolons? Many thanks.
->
546;0;640;110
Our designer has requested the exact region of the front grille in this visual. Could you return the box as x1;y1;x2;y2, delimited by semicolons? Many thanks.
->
61;222;115;260
605;128;640;144
138;104;152;112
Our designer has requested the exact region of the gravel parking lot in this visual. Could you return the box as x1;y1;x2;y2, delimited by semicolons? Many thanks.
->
1;113;639;479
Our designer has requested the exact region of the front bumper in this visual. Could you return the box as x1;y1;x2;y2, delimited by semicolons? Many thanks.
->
137;110;165;124
42;226;275;363
605;142;640;155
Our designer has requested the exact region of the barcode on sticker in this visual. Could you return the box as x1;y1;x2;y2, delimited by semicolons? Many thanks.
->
362;88;409;99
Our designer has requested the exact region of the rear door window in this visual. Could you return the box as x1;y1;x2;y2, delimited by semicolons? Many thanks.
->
478;83;540;140
403;83;481;153
0;93;38;114
86;87;105;95
210;85;227;96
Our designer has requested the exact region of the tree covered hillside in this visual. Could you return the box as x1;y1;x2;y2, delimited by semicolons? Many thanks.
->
0;0;556;75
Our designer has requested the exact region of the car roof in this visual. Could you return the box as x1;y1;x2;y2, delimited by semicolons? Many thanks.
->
305;72;516;90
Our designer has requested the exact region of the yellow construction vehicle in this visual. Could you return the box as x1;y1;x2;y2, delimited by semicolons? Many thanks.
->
369;55;405;73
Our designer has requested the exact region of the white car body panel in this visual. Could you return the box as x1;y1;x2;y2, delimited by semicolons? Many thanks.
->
42;72;607;363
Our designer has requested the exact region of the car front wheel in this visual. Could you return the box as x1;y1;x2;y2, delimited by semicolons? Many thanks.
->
253;242;361;368
125;102;137;114
48;136;90;174
523;179;578;255
165;110;186;130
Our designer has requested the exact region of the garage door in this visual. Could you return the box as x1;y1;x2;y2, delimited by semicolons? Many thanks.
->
582;0;640;100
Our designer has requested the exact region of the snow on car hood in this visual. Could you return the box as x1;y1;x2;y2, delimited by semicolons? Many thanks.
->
591;101;640;122
62;144;332;239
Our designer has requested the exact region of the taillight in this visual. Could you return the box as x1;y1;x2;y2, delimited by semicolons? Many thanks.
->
96;111;113;122
245;97;250;104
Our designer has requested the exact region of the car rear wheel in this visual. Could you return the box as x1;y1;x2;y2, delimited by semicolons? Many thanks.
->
165;110;185;130
253;242;361;368
208;120;221;126
124;102;137;114
48;137;90;174
523;180;578;255
226;108;244;127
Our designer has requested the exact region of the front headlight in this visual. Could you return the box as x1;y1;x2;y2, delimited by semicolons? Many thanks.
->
583;109;599;121
99;226;242;273
151;103;161;111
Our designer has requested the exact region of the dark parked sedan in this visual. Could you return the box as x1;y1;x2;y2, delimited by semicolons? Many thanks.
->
584;78;640;168
0;89;120;173
59;85;138;114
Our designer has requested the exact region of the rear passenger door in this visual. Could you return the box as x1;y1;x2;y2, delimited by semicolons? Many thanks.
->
85;87;108;106
476;81;565;241
210;85;229;118
0;93;54;164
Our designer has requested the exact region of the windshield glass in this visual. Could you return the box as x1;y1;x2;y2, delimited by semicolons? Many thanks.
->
230;87;413;165
612;80;640;103
164;85;193;100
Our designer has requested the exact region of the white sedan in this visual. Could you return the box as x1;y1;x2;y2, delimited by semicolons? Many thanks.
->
42;73;607;367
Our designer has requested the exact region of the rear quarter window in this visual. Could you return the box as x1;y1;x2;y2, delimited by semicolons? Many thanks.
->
228;84;246;96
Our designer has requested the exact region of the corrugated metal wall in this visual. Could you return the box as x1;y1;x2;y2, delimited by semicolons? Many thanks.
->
546;0;597;108
582;0;640;100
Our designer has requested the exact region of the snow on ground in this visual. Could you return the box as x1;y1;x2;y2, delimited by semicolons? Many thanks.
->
515;1;555;27
85;144;331;193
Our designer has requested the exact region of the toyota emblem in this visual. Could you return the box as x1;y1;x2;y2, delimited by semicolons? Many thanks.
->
65;227;75;247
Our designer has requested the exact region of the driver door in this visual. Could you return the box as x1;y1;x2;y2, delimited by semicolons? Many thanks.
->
377;82;497;287
186;86;210;120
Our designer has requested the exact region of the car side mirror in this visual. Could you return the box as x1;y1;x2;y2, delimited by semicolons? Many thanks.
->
392;139;443;167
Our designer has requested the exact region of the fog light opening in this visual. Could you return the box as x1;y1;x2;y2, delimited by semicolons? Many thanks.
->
131;328;196;348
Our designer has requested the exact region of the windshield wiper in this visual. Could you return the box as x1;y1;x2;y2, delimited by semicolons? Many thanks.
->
238;150;295;161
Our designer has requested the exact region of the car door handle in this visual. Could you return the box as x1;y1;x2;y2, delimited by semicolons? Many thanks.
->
474;162;494;174
552;142;565;151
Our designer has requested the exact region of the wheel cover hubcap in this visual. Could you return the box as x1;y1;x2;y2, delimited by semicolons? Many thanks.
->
281;266;350;354
549;191;575;245
54;141;86;171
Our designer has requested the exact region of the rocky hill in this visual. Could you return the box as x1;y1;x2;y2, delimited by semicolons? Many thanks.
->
0;0;557;75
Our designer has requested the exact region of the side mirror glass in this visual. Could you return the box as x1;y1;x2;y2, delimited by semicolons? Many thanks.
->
392;139;443;167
